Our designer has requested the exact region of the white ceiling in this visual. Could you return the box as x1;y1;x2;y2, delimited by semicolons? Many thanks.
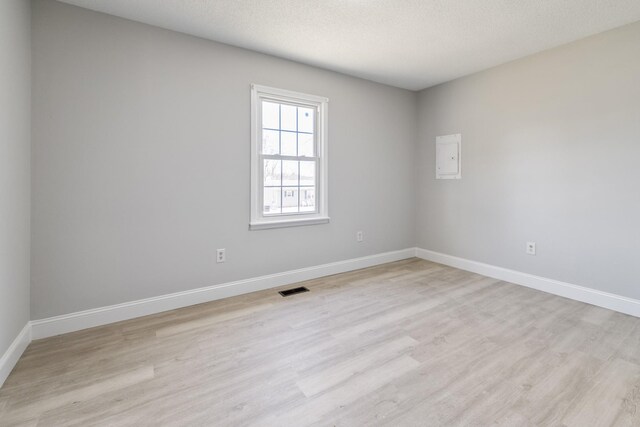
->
57;0;640;91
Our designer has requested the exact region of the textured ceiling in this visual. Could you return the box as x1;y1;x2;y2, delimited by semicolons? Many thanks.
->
57;0;640;90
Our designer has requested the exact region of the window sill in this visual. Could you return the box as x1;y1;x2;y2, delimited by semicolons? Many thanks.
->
249;216;330;230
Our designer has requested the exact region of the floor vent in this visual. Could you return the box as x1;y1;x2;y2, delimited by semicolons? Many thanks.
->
278;286;309;297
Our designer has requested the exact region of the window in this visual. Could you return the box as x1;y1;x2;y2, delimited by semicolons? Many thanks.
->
250;85;329;230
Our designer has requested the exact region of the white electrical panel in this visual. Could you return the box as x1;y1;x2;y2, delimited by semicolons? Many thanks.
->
436;134;461;179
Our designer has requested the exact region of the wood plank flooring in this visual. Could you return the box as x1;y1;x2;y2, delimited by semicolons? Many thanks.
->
1;258;640;426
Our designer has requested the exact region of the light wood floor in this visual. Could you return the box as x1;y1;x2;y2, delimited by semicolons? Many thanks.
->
2;258;640;426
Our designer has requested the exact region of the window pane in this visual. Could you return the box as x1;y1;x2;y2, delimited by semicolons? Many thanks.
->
263;187;281;214
299;187;316;212
282;160;299;186
262;101;279;129
298;107;314;133
281;131;296;156
262;129;279;154
300;161;315;186
281;104;296;131
281;187;299;213
263;159;281;186
298;133;314;157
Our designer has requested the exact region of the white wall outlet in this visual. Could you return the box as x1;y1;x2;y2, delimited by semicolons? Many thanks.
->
216;248;226;263
526;242;536;255
356;231;364;242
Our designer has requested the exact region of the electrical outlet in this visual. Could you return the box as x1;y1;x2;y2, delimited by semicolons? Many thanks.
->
356;231;364;242
217;248;226;263
526;242;536;255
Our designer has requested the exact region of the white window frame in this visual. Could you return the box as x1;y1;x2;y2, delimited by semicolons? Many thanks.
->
250;84;329;230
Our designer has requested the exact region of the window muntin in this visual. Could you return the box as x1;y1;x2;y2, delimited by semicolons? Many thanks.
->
250;85;328;230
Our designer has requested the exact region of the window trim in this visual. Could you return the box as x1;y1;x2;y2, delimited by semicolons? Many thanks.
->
250;84;329;230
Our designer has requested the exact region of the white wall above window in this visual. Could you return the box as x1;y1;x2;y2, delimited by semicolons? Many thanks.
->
250;85;329;230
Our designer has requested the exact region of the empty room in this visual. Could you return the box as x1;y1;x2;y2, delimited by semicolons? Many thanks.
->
1;0;640;425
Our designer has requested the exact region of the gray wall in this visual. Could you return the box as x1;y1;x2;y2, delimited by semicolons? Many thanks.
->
31;0;640;320
31;1;417;319
0;0;31;352
416;22;640;299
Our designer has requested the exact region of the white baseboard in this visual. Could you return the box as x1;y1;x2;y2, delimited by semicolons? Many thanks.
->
0;323;31;389
28;246;639;347
31;248;416;340
416;248;640;318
